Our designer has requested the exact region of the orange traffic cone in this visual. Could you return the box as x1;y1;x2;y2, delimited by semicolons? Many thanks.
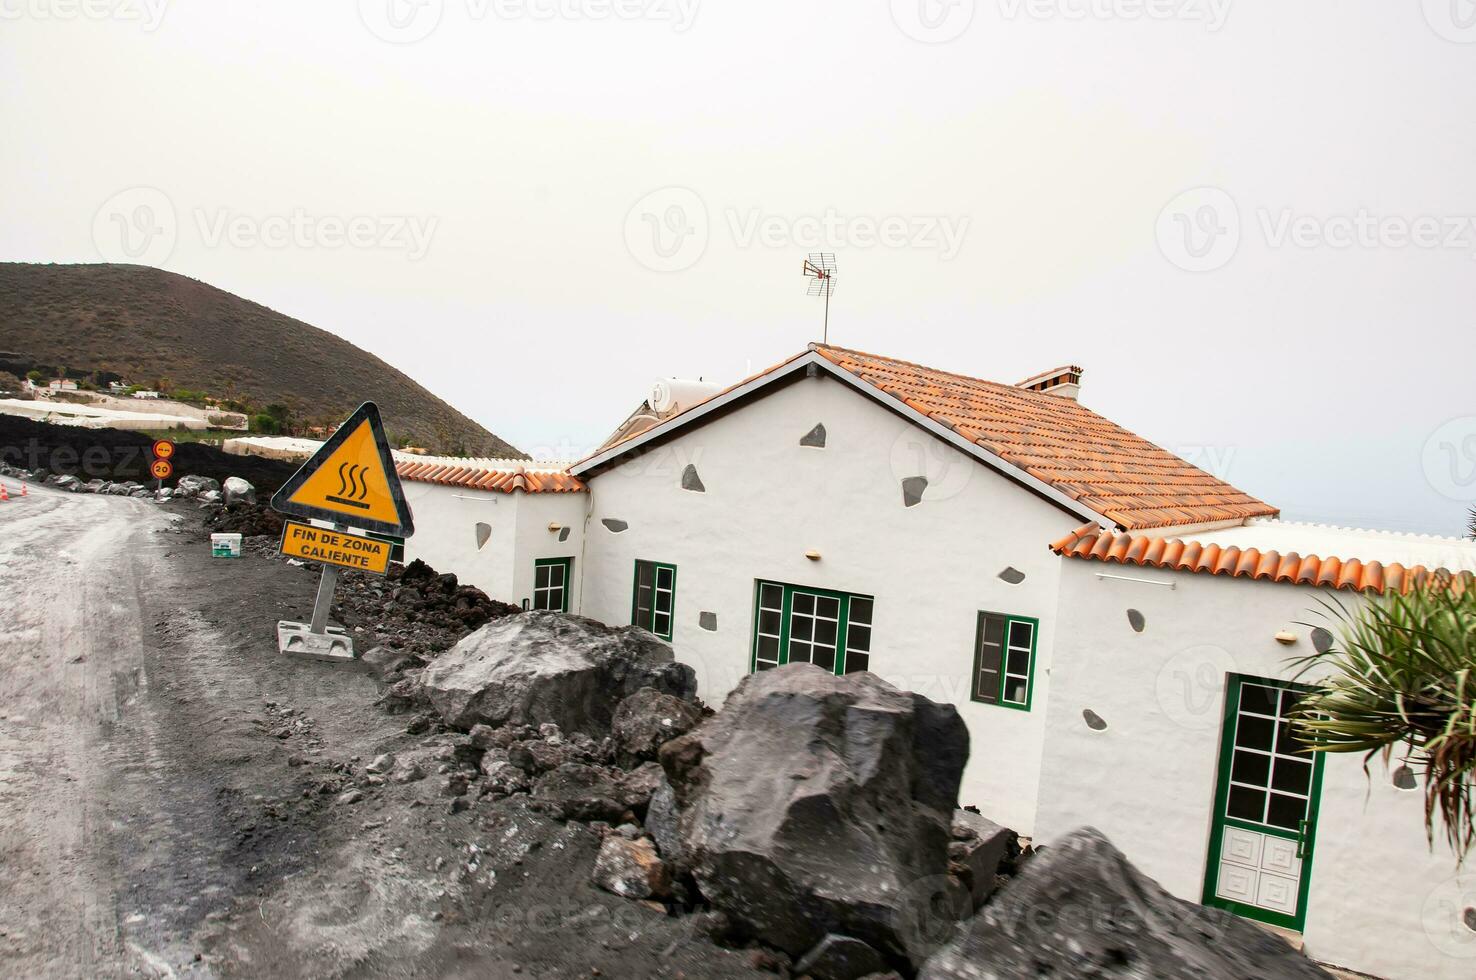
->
0;484;9;502
19;482;26;496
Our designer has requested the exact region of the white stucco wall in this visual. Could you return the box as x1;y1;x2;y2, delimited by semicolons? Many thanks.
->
510;492;587;611
1036;560;1475;979
401;481;586;608
577;373;1084;833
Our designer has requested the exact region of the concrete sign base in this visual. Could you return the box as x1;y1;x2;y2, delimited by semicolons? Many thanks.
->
277;620;355;662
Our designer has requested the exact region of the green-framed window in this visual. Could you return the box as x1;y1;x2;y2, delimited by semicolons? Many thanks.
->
971;611;1037;710
533;557;572;612
751;580;873;676
632;560;677;640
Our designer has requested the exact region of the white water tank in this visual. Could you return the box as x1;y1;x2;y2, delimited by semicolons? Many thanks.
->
649;378;724;415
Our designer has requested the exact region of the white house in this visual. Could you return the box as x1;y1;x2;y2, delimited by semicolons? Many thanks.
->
395;456;586;609
1037;520;1476;980
404;344;1279;832
389;342;1476;978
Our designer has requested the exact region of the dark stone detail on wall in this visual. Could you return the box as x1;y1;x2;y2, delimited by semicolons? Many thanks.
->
1392;765;1417;791
475;522;491;550
902;476;928;508
681;464;706;493
699;612;718;631
1083;709;1107;731
1310;627;1334;654
1126;609;1145;633
601;518;629;533
558;527;571;542
998;567;1025;585
800;423;827;448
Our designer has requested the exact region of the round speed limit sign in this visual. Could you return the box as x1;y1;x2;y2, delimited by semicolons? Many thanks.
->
151;459;174;480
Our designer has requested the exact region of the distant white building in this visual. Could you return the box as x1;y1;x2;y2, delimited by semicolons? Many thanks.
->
47;379;78;391
132;389;161;399
396;455;585;606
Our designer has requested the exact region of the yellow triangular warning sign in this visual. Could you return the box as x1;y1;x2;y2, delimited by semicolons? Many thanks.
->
270;402;415;536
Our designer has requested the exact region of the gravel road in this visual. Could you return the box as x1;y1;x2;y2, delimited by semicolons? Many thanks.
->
0;483;755;979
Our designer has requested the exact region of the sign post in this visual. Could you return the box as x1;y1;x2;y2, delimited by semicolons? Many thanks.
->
269;402;415;662
151;439;175;493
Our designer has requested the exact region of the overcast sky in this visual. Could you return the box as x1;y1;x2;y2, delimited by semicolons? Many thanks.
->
3;2;1473;535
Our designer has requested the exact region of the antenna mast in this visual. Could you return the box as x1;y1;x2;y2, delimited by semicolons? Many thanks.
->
802;253;837;344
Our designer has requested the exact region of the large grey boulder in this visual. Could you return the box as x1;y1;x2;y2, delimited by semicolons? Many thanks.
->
222;476;256;505
418;611;696;735
657;663;969;971
611;686;703;762
919;828;1332;979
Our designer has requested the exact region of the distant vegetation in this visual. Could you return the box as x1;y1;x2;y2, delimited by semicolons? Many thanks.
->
0;263;523;457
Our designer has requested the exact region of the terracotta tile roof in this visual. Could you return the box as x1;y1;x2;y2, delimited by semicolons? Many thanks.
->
811;345;1278;530
396;458;585;494
1050;523;1474;595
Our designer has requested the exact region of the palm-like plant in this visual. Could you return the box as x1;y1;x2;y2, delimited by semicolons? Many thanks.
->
1290;580;1476;861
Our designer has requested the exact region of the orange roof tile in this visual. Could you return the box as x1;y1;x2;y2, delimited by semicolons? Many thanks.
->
811;345;1278;530
1049;524;1473;595
396;459;585;494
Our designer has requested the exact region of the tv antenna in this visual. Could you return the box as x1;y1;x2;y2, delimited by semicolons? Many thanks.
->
803;253;837;343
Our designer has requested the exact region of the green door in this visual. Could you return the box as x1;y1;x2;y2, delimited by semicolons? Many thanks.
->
1203;674;1326;932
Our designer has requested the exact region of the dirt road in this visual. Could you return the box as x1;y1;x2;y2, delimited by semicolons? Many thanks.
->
0;482;371;977
0;484;753;979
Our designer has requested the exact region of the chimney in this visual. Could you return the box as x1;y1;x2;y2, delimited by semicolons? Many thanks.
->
1015;365;1084;401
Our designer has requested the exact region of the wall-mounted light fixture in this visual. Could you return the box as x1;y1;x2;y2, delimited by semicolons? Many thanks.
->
805;550;821;561
1274;630;1298;645
548;522;562;533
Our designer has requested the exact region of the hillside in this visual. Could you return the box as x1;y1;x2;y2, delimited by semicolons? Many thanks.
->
0;263;522;457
